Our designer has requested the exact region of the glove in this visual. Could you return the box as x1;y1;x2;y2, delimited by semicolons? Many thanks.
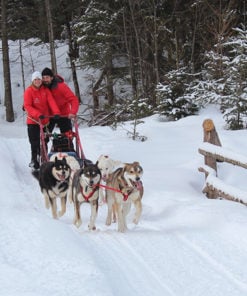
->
39;115;45;120
68;113;76;119
53;114;60;120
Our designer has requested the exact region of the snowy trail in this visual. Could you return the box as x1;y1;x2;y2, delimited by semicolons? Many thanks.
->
0;139;113;296
178;233;247;294
1;112;247;296
70;231;177;296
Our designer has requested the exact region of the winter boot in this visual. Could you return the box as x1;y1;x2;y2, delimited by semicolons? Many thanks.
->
29;152;40;170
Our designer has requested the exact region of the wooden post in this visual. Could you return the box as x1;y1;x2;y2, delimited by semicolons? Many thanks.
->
202;119;221;172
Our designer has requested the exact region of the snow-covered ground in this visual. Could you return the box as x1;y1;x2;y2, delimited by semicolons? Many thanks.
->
1;105;247;296
0;40;247;296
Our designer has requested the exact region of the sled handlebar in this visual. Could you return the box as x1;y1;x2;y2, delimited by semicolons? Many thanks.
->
39;115;77;119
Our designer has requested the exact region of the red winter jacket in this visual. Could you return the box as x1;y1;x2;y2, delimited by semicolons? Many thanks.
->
48;75;79;116
24;84;61;125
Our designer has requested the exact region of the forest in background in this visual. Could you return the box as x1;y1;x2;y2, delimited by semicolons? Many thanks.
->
1;0;247;129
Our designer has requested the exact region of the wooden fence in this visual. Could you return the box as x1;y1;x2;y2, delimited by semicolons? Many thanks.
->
198;119;247;206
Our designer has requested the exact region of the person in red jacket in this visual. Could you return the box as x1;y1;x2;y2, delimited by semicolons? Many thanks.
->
41;67;79;134
24;71;61;170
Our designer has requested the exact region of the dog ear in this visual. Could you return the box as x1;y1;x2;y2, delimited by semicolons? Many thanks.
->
83;159;93;167
114;160;124;167
61;157;67;165
122;163;128;172
79;167;84;176
96;165;102;175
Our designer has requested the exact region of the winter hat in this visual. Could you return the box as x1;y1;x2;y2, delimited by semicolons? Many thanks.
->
42;67;54;77
31;71;42;82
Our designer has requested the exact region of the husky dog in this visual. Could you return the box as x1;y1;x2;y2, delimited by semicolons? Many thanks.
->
49;152;81;172
39;157;71;219
69;163;102;230
50;152;81;203
106;161;144;232
96;155;123;222
97;155;123;182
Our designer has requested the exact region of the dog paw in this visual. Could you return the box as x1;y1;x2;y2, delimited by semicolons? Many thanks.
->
74;219;82;228
133;218;138;224
118;225;126;232
58;210;65;217
105;218;112;226
88;225;96;231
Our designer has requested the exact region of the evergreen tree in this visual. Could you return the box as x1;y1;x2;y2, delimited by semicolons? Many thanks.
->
191;50;229;108
156;67;199;120
75;0;123;110
190;25;247;129
221;25;247;129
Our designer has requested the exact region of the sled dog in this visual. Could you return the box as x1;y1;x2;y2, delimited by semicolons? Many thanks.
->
105;161;144;232
50;152;81;203
97;155;123;182
49;152;81;172
96;155;123;222
39;157;71;219
69;163;102;230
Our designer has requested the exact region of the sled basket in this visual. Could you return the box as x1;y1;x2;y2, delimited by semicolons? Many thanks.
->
51;134;74;152
38;117;86;166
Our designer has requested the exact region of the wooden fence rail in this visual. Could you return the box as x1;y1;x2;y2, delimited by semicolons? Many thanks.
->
198;119;247;206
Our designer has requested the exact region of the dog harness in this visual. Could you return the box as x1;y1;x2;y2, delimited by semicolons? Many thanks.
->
98;183;130;201
81;185;99;202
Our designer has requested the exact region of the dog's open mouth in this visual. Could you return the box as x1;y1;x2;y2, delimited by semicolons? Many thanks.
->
130;180;143;190
102;175;107;182
56;173;66;181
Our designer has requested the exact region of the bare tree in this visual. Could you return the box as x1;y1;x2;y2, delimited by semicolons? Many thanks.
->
128;0;144;92
152;0;159;85
45;0;57;74
65;21;82;103
92;68;107;115
1;0;14;122
19;39;25;91
123;7;137;98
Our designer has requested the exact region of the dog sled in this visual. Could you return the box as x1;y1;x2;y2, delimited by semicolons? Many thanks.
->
32;116;86;178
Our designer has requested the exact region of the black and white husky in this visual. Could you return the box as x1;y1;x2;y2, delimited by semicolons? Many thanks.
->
69;163;101;230
39;157;71;219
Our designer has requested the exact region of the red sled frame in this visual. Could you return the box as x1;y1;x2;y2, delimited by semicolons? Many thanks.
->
38;116;86;167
